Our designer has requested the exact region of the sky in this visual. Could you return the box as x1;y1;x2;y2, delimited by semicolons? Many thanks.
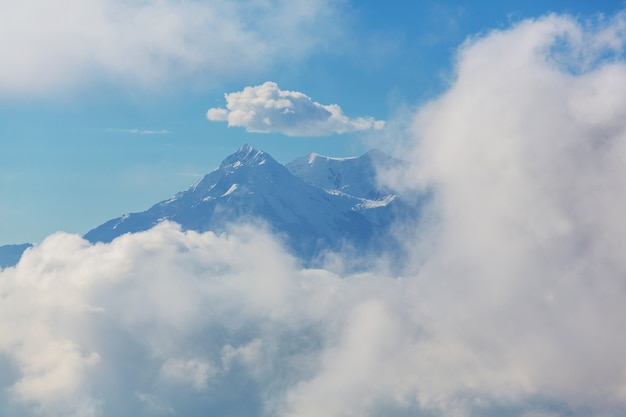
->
1;0;624;245
3;1;626;417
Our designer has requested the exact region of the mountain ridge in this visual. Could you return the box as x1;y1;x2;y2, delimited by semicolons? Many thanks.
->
0;243;32;269
2;145;417;268
286;148;402;201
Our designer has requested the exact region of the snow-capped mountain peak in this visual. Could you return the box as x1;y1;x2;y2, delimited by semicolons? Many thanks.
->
219;144;270;171
5;146;421;269
81;145;420;264
286;148;401;201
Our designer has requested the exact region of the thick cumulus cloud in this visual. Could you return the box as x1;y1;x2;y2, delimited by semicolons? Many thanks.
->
0;223;408;417
4;11;626;417
207;81;385;136
0;0;342;94
0;223;312;416
382;10;626;415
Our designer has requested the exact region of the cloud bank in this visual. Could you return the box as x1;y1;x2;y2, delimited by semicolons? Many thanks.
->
3;11;626;417
207;81;385;136
0;0;342;94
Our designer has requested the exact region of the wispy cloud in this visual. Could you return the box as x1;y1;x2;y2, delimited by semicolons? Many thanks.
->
207;81;385;136
0;0;344;95
107;128;170;135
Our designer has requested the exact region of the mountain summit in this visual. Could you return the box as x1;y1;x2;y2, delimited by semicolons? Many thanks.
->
85;145;414;263
219;144;269;170
286;148;402;200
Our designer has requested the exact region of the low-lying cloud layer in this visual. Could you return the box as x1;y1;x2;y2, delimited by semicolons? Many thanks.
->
3;11;626;417
0;0;342;94
207;81;385;136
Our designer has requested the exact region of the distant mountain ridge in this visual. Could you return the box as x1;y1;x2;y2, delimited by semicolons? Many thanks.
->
84;145;415;263
2;145;419;268
286;148;400;201
0;243;32;269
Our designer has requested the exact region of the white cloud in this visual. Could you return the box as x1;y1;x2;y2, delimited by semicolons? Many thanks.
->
0;0;343;95
0;223;312;416
3;11;626;417
380;10;626;413
107;128;169;135
159;357;218;390
206;81;385;136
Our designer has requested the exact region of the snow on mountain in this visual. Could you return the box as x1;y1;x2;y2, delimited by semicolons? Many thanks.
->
285;148;420;237
286;148;401;201
84;144;409;262
0;145;416;269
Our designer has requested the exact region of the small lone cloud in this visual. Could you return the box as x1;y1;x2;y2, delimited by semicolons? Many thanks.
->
207;81;385;136
107;128;169;135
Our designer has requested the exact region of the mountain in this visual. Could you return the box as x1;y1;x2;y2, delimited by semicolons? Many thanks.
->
0;243;32;269
285;148;420;247
286;148;400;201
85;145;414;263
2;145;417;269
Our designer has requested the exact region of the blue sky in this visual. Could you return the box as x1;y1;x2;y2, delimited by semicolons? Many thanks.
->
1;0;625;245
